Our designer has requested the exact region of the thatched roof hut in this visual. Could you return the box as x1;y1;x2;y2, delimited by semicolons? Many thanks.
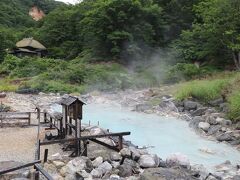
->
11;38;47;57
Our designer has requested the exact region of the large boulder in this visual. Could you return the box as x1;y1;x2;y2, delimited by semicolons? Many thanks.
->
216;133;235;142
140;167;196;180
98;161;112;174
135;104;152;112
191;107;208;116
117;164;133;177
110;152;122;161
189;116;205;129
166;153;190;168
65;157;91;175
198;122;210;132
208;98;224;106
138;154;160;168
92;156;103;168
120;148;132;158
207;125;221;135
183;100;199;111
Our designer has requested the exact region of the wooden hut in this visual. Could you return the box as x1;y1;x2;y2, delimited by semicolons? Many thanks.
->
59;96;85;138
11;38;47;57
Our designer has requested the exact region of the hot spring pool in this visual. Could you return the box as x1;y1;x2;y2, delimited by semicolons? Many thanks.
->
52;103;240;169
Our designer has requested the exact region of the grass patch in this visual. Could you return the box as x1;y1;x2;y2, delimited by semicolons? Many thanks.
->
228;91;240;121
0;78;19;92
176;79;229;102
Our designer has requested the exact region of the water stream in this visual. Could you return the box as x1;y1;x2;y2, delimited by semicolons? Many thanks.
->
52;103;240;170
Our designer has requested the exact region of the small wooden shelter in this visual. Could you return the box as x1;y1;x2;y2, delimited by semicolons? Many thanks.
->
60;96;85;139
11;38;47;57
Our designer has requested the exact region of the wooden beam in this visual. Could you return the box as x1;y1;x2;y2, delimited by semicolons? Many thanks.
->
0;160;41;175
40;132;131;146
90;139;119;152
34;164;54;180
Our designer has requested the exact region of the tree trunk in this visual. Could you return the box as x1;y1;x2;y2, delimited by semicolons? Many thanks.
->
233;52;240;70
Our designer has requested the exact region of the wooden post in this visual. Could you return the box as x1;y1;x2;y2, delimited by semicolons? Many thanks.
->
59;118;63;138
44;149;48;163
50;117;52;129
83;140;88;156
69;118;72;135
118;136;123;151
28;112;31;126
44;112;47;123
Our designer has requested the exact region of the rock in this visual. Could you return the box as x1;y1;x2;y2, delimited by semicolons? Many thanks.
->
216;133;234;142
49;153;63;162
111;161;120;168
198;122;210;131
65;157;91;175
110;152;122;161
76;170;91;179
219;103;229;113
135;104;152;112
98;161;112;174
235;122;240;130
44;163;58;175
159;98;178;112
192;164;210;179
120;148;131;158
123;158;142;174
208;98;224;106
52;161;65;169
138;154;159;168
117;164;133;177
166;153;190;168
183;100;199;111
189;116;205;129
222;119;232;126
92;156;103;168
208;125;221;135
130;148;141;161
140;167;195;180
91;168;103;178
216;117;224;124
0;92;6;98
206;116;218;125
90;127;105;135
191;107;208;116
110;174;121;180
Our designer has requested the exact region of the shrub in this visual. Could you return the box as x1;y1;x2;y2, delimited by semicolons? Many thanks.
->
228;91;240;121
176;79;229;102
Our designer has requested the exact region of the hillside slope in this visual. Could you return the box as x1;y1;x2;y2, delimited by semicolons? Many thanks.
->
0;0;64;28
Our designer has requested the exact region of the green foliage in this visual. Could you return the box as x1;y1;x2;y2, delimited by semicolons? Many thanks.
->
176;79;229;102
228;92;240;121
175;0;240;69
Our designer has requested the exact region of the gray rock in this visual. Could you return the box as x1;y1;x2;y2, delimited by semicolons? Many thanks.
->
110;152;122;161
65;156;90;175
184;100;199;111
52;161;65;169
138;154;160;168
130;148;141;161
110;174;121;180
198;122;210;131
135;104;152;112
189;116;205;129
208;125;221;135
0;92;6;98
117;164;133;177
219;103;229;113
166;153;190;168
216;133;234;142
123;158;142;174
92;156;103;168
91;168;103;178
191;107;208;116
206;116;218;125
98;161;112;174
208;98;224;106
120;148;131;158
140;167;195;180
221;119;232;126
90;127;105;135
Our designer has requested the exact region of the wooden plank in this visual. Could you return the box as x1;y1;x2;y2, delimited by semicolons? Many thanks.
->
34;164;54;180
40;132;131;146
90;139;119;151
0;160;41;175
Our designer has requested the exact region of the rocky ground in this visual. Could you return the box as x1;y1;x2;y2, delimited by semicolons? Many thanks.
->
0;89;240;179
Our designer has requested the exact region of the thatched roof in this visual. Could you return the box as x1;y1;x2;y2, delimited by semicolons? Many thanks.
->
16;38;46;50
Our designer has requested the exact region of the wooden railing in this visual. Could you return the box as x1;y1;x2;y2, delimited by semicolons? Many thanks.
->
0;112;32;127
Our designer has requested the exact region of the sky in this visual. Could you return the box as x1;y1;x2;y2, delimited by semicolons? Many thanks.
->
56;0;79;4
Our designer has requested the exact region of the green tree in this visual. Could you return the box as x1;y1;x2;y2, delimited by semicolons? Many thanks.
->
176;0;240;70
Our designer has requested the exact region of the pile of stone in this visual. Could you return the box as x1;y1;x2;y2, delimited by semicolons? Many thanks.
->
43;148;211;180
175;99;240;148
